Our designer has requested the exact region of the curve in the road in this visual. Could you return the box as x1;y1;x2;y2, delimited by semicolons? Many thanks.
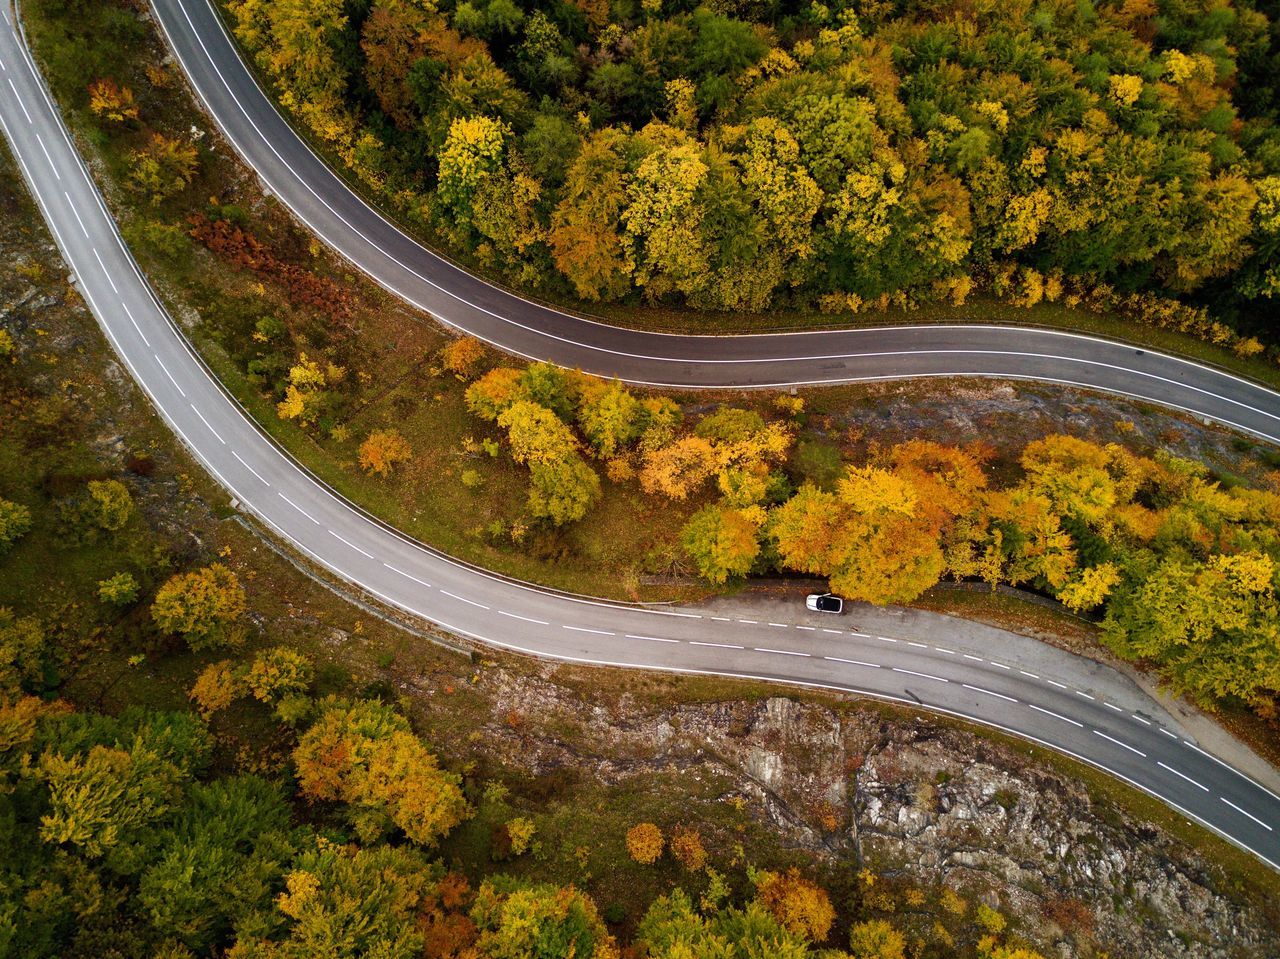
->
147;0;1280;445
2;2;1279;871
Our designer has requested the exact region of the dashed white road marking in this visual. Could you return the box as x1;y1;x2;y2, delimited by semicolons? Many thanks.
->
440;589;488;610
498;610;548;626
1158;761;1209;792
737;619;758;625
1221;797;1273;831
1028;704;1083;728
822;628;842;635
906;641;928;648
328;529;373;559
1104;702;1124;713
34;132;58;178
893;667;948;682
1020;670;1039;679
963;684;1017;703
768;622;789;629
710;616;731;622
848;631;871;638
756;647;811;657
190;403;224;443
563;625;614;636
626;634;680;644
1076;691;1096;701
935;647;956;655
795;625;815;631
381;563;429;587
231;450;269;485
92;247;118;292
1132;715;1153;726
1159;728;1178;739
278;491;320;524
824;656;880;668
9;80;31;122
1093;730;1145;757
878;636;898;644
990;661;1011;670
963;654;983;662
120;301;150;346
64;191;88;237
1047;679;1069;689
1182;741;1280;805
691;641;743;649
153;353;185;395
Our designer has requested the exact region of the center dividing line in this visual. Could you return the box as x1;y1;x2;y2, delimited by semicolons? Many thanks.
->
1076;691;1096;701
737;619;758;625
153;353;186;396
1104;702;1124;713
795;625;815;631
1132;714;1152;726
382;562;429;587
824;656;880;668
190;403;225;443
822;628;842;635
34;133;59;179
64;191;88;237
626;634;680;644
691;640;744;649
440;589;488;610
231;450;270;486
878;636;898;644
1028;704;1083;727
497;610;548;625
92;248;119;293
1222;797;1273;831
848;631;871;638
279;491;320;524
1093;730;1146;757
990;661;1011;670
1180;741;1280;805
756;647;810;657
1047;679;1069;689
963;654;983;662
935;647;956;655
563;625;614;636
328;529;374;559
119;300;151;346
710;616;731;622
1159;728;1178;739
768;622;789;628
8;78;31;122
962;684;1017;703
1020;670;1039;679
1157;761;1210;792
907;641;928;648
893;667;948;682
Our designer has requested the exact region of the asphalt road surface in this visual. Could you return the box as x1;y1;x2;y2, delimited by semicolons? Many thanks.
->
149;0;1280;445
1;2;1278;871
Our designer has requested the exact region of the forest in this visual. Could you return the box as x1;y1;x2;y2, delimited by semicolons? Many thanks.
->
227;0;1280;332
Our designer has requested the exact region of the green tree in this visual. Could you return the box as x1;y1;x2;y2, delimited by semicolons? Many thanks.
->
0;498;31;553
549;129;633;301
0;608;46;696
98;571;140;606
470;876;615;959
151;564;248;651
497;401;579;464
527;456;601;525
86;479;134;531
848;918;906;959
680;505;763;584
577;380;643;457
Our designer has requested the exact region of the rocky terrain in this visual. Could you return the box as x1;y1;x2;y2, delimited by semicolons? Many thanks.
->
455;663;1280;959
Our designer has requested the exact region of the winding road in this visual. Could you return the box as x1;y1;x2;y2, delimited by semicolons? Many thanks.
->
1;0;1278;871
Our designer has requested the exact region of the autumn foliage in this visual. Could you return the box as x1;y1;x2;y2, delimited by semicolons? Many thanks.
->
359;429;413;477
626;822;664;864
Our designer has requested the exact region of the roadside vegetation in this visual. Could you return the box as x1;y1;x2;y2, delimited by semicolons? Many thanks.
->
220;0;1280;359
20;0;1280;727
0;144;1154;959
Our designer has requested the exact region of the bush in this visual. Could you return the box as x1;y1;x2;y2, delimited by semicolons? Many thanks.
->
97;572;140;606
0;498;32;553
358;429;412;477
626;822;664;864
669;826;706;872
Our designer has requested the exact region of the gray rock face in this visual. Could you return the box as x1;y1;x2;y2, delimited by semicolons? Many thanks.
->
465;668;1280;958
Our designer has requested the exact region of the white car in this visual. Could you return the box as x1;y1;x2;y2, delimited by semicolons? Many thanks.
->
805;592;843;614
